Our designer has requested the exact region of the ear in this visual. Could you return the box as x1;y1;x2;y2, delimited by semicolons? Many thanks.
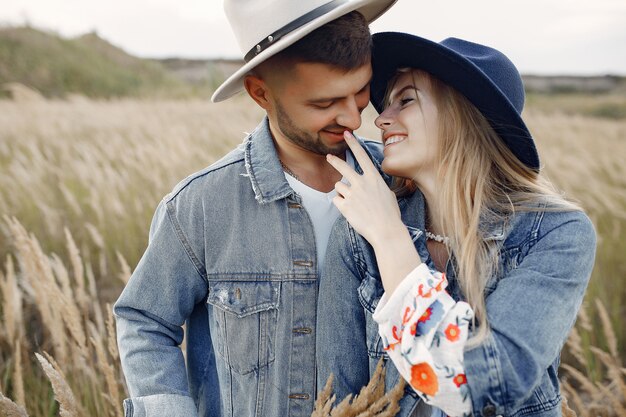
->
244;74;272;110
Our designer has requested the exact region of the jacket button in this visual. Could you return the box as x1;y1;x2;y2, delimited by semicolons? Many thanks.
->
293;327;313;334
482;403;497;417
288;393;310;400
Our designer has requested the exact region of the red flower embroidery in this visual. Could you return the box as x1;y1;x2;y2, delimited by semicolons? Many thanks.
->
418;307;432;323
453;373;468;387
444;323;461;342
410;363;439;396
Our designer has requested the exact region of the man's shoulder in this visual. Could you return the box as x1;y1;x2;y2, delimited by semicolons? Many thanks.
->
164;143;247;204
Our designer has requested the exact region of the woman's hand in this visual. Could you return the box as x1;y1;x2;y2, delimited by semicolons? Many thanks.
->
326;131;405;249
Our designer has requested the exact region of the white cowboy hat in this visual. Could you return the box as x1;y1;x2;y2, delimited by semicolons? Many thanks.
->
211;0;398;102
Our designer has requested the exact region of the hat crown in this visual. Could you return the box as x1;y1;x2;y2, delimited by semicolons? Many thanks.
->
440;37;525;113
224;0;335;53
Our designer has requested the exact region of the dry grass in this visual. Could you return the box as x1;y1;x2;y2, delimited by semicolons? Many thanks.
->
312;360;405;417
0;95;625;416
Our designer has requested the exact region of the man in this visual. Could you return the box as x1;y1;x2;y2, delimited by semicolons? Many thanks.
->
114;1;398;416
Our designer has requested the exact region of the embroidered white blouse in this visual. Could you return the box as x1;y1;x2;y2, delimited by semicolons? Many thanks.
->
372;263;474;417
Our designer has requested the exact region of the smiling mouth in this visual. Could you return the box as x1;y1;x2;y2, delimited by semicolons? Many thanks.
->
384;135;406;146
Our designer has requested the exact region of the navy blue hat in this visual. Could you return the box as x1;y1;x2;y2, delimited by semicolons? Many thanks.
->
370;32;540;171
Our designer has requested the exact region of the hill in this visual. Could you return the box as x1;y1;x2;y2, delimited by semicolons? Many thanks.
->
1;25;625;101
0;26;192;98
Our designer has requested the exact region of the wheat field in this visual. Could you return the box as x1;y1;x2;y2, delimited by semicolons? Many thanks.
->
0;94;624;416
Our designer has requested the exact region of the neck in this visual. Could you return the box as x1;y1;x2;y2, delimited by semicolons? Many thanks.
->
416;176;445;236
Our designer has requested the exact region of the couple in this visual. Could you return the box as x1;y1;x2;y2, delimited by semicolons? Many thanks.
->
114;1;596;416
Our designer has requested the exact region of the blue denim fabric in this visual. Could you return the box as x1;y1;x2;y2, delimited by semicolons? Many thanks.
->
114;117;384;417
319;188;596;417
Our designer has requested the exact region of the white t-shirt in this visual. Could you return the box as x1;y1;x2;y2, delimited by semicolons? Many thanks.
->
283;152;354;276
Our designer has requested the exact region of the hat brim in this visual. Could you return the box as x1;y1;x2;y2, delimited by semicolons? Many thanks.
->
370;32;540;170
211;0;397;102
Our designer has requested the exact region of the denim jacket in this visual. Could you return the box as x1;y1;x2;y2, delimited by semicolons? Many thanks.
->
319;187;596;417
114;117;384;417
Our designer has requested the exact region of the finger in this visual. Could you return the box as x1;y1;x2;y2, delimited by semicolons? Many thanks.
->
343;131;378;176
334;181;350;198
326;153;361;183
331;195;347;213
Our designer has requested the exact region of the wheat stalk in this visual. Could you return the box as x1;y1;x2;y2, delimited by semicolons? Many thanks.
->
105;303;119;361
35;352;86;417
594;299;619;359
5;216;68;363
90;336;121;413
561;380;588;417
12;340;25;408
0;393;29;417
311;360;404;417
1;255;23;346
115;251;131;285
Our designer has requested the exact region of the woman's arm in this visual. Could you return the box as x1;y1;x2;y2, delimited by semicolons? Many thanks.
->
327;132;474;416
463;211;596;414
327;131;422;295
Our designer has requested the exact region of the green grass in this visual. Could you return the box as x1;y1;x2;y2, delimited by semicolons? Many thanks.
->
0;26;193;98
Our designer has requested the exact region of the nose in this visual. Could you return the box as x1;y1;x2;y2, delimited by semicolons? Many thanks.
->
336;97;361;131
375;108;394;130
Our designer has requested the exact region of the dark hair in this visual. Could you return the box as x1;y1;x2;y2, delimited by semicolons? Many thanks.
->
273;11;371;70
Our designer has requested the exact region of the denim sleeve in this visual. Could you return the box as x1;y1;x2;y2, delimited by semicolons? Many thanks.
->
464;212;596;414
114;199;208;417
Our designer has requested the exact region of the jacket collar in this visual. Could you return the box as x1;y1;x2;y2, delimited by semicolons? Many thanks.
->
243;118;293;204
244;116;386;204
399;188;508;242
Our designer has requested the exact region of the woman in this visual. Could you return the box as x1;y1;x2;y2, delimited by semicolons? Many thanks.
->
320;33;596;417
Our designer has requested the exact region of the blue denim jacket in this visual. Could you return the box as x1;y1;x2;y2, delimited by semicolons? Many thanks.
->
318;187;596;417
114;117;384;417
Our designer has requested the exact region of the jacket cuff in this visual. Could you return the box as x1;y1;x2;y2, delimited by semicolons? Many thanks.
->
463;332;507;417
123;394;198;417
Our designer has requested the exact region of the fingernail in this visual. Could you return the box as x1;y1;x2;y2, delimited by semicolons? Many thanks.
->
343;131;353;140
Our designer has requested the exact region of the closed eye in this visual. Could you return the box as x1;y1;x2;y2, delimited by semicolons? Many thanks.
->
311;101;333;109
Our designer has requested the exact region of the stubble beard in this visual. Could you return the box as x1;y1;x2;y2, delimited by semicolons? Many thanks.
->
275;100;348;157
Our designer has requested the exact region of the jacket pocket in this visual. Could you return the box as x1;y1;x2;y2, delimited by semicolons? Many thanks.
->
207;280;280;375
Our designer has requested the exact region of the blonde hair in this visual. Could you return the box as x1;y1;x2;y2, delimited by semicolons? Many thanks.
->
388;69;579;345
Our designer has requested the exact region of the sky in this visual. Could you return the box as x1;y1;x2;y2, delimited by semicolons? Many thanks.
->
2;0;626;75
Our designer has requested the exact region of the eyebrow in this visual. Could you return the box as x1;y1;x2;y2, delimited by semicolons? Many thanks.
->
308;78;372;104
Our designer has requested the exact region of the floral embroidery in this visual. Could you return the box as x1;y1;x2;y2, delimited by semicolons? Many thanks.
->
417;273;447;298
402;306;413;324
415;300;444;336
410;362;439;396
384;325;402;351
453;374;468;387
445;323;461;342
373;264;474;416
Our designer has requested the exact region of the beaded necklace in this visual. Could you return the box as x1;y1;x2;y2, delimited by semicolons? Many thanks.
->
425;230;450;246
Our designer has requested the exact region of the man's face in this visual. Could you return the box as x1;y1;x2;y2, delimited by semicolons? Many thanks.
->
267;61;372;156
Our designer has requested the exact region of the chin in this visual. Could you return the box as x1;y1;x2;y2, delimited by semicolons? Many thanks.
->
381;160;404;177
326;142;349;156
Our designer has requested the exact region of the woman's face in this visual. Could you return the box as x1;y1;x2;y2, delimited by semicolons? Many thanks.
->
375;70;440;181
